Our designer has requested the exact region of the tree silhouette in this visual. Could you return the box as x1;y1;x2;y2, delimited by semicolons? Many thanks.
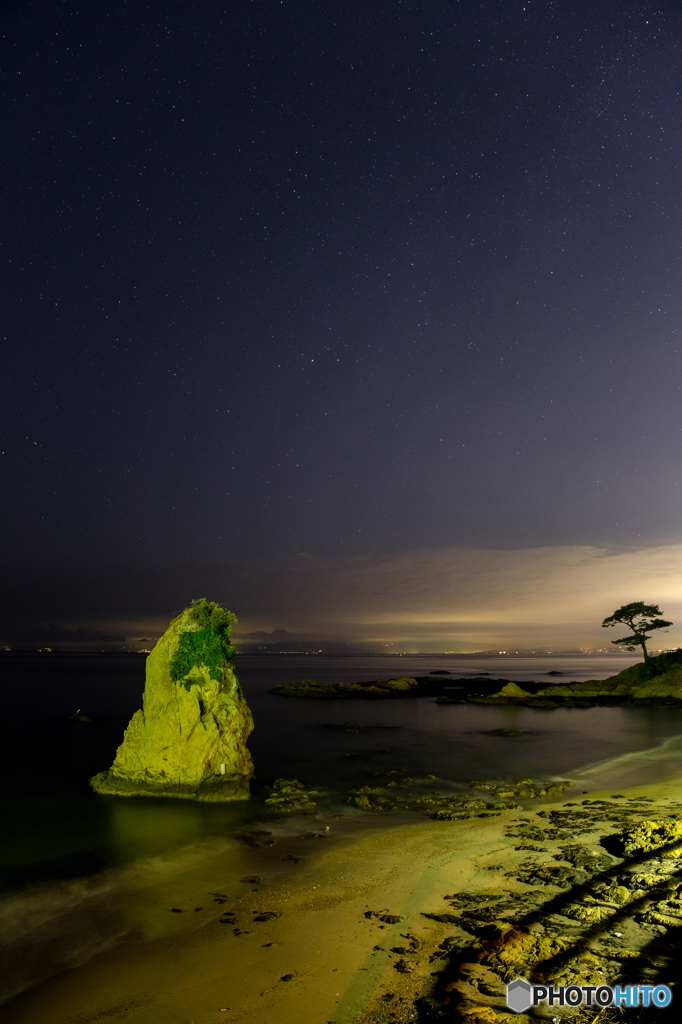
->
601;602;672;668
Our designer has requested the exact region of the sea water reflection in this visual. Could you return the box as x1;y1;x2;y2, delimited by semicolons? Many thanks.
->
240;655;682;791
2;652;682;1003
3;652;682;875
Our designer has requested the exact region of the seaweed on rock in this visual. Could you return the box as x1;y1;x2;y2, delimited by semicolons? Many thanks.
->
169;598;237;690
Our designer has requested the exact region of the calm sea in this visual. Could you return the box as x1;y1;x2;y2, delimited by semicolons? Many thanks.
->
1;650;682;1005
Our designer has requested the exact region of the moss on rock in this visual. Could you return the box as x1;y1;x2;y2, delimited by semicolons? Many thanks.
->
169;598;236;688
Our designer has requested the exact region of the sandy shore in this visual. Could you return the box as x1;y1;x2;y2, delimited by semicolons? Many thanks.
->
3;776;682;1024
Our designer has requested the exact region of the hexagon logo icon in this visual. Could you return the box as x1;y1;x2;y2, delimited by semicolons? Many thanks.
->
507;977;533;1013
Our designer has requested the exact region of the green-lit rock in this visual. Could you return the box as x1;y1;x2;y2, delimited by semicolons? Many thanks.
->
90;600;254;801
493;681;533;701
613;818;682;857
271;679;339;697
470;777;572;800
264;778;317;810
271;676;419;698
470;681;534;704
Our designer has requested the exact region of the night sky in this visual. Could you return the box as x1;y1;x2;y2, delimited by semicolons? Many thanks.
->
3;0;682;650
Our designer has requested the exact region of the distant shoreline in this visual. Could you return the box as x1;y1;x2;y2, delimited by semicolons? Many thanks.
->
0;648;641;658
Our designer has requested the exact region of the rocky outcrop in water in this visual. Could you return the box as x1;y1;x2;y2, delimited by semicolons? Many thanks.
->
270;651;682;708
475;650;682;708
90;600;254;801
271;676;421;698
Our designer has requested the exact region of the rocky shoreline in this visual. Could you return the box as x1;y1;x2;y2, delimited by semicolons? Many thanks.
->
271;649;682;710
249;773;682;1020
4;777;682;1024
353;784;682;1023
258;772;574;816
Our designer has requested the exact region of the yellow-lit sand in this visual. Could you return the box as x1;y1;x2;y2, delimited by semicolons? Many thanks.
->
2;777;682;1024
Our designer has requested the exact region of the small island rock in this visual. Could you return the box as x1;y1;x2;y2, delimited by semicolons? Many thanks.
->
90;600;254;801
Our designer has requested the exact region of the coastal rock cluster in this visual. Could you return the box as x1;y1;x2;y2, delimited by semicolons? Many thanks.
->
271;676;422;698
272;649;682;709
90;600;254;801
264;778;319;811
476;649;682;708
343;771;572;815
470;778;573;801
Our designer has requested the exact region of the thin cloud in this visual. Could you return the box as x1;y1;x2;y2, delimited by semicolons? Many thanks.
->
231;544;682;649
3;545;681;651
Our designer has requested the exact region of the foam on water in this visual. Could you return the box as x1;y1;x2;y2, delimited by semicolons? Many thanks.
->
571;733;682;791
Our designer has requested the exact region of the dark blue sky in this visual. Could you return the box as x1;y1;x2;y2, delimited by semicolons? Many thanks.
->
2;0;682;641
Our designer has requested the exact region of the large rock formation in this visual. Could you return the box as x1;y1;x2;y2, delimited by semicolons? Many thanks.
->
90;600;254;801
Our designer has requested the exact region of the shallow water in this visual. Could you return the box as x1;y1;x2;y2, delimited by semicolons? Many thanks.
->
2;650;682;1004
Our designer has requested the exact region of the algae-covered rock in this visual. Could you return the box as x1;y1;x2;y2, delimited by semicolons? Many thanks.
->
271;676;419;698
264;778;316;810
562;902;610;923
382;676;419;690
470;778;572;800
480;926;572;980
432;800;491;820
271;679;338;697
337;677;419;695
474;681;534;704
600;884;631;905
496;681;534;700
557;844;613;872
612;818;682;857
630;667;682;700
485;649;682;707
347;785;398;811
349;795;397;811
90;599;254;801
432;809;475;820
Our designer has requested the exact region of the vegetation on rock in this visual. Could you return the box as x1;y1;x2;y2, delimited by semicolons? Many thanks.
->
169;598;237;690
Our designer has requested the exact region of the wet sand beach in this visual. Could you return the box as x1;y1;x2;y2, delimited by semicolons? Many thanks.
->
3;775;682;1024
